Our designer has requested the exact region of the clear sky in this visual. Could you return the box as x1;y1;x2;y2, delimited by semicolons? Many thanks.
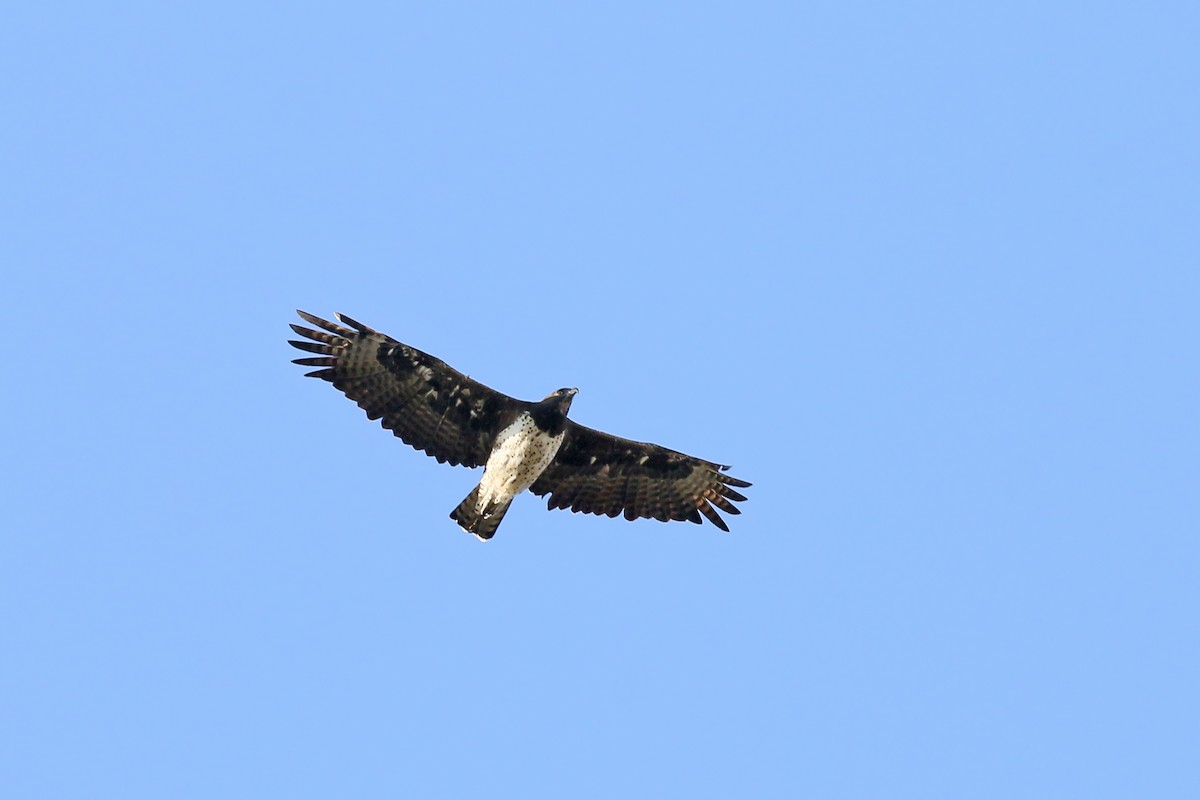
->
2;2;1197;798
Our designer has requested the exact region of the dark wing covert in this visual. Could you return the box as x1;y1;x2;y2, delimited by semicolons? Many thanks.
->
289;311;528;468
529;422;751;531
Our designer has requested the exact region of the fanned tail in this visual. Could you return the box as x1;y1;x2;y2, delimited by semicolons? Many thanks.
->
450;486;511;541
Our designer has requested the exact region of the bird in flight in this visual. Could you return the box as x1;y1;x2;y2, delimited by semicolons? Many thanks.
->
289;311;750;539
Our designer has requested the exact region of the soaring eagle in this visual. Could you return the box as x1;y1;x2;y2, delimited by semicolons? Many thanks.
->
289;311;750;539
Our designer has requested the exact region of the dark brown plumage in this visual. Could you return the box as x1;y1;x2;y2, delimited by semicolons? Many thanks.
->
289;311;750;537
530;429;750;532
290;310;525;468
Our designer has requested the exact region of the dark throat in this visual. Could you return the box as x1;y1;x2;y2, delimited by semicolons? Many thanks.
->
528;404;568;436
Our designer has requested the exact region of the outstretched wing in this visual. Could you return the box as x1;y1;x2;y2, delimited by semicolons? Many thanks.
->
529;422;750;531
289;311;529;468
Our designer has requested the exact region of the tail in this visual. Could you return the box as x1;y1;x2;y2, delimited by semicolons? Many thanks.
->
450;486;512;541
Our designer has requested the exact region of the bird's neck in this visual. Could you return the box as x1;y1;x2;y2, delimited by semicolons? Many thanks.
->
528;405;568;436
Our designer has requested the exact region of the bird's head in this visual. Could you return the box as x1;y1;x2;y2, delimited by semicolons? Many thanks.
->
542;387;578;415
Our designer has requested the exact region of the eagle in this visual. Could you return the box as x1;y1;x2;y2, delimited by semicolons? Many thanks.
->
289;311;750;539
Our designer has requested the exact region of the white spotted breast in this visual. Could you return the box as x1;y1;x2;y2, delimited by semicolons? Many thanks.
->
477;413;565;508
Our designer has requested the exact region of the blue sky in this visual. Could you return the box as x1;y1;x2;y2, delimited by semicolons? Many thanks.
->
2;2;1197;797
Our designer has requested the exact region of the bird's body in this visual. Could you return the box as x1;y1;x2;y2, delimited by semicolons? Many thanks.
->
451;394;571;539
289;311;749;539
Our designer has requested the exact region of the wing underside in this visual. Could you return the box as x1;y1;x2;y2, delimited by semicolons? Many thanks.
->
530;422;750;531
289;311;528;468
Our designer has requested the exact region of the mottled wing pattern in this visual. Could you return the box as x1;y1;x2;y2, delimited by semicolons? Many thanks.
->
530;422;751;531
289;311;529;468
